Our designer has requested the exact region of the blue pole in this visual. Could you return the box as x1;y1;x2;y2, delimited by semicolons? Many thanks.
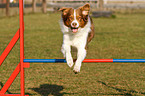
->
24;59;67;63
23;59;145;63
113;59;145;63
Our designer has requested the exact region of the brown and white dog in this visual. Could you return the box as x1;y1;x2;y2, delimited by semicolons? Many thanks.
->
59;3;94;73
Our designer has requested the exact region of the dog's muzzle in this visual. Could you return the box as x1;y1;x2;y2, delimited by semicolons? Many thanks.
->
71;21;79;33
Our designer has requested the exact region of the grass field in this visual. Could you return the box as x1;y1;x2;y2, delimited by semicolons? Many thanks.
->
0;13;145;96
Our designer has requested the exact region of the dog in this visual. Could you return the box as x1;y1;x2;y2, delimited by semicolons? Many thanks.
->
59;3;94;73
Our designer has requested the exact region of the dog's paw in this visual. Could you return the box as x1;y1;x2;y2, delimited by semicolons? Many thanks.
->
66;58;74;68
73;65;81;74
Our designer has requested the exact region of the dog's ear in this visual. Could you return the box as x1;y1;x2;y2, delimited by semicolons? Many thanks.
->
79;3;90;16
59;7;67;12
59;7;72;15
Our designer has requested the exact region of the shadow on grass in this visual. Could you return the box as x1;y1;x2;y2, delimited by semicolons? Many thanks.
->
0;82;32;95
0;82;12;94
97;81;145;96
30;84;74;96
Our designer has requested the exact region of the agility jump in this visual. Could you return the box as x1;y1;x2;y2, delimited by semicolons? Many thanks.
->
23;59;145;63
0;0;145;96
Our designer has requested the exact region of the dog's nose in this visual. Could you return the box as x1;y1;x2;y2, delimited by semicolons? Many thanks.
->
72;22;77;27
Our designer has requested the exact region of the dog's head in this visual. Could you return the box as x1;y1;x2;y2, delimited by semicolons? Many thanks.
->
59;3;90;33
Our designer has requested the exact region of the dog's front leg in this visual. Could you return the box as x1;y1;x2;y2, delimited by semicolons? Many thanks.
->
61;44;74;68
73;47;86;73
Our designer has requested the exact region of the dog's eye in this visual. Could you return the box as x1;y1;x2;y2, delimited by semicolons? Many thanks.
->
78;16;82;21
68;17;73;21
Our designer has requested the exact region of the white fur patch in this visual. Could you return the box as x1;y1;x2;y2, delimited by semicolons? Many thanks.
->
71;9;79;28
82;11;89;15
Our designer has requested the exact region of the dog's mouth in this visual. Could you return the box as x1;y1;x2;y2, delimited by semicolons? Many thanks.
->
71;27;79;33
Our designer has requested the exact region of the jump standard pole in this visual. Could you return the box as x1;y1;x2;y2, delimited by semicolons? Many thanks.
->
19;0;25;95
0;0;27;95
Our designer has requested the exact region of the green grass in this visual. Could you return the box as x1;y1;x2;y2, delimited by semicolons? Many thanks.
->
0;13;145;96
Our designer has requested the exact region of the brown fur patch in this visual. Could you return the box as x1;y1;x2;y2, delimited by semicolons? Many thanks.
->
59;7;74;28
86;17;95;49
